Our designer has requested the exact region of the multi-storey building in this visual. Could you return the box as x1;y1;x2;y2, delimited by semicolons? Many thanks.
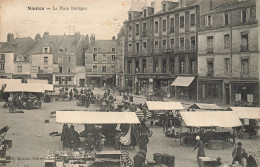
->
0;34;35;81
124;0;200;99
85;38;117;88
197;0;259;106
116;27;125;89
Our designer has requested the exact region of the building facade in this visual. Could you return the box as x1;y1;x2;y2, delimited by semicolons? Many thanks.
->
123;0;200;99
85;39;117;88
116;27;125;89
197;0;259;106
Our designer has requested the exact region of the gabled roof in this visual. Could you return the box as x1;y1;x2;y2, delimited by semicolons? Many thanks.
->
86;40;117;53
0;37;34;55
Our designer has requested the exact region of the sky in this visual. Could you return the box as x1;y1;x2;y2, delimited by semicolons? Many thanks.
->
0;0;163;42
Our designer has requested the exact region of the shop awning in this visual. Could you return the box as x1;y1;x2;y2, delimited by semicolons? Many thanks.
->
27;79;48;84
180;111;242;127
146;101;185;111
0;79;22;90
226;107;260;119
189;103;223;110
4;84;45;93
56;111;140;124
171;77;195;87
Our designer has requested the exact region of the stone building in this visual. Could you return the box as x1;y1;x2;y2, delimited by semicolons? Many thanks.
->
116;27;125;89
197;0;259;106
85;38;117;88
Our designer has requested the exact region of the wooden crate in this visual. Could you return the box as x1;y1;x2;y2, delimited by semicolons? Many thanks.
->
198;157;217;167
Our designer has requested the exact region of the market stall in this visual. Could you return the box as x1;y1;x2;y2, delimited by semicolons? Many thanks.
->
0;79;22;90
180;111;242;147
226;107;260;137
188;103;223;111
49;111;140;167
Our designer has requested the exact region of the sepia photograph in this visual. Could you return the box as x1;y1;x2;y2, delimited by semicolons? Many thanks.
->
0;0;259;166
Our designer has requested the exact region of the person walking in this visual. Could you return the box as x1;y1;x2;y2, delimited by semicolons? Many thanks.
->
193;136;206;161
138;133;149;152
232;142;244;165
69;89;73;101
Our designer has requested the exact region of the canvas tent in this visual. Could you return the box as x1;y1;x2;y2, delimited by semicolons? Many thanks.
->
146;101;185;111
27;79;53;91
226;107;260;119
180;111;242;127
56;111;140;124
189;103;223;110
0;79;22;90
3;83;45;93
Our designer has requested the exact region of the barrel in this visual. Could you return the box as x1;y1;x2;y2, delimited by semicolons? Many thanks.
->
153;153;162;165
161;154;170;165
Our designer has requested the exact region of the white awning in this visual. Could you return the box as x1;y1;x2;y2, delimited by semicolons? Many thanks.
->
0;79;22;90
4;84;45;93
56;111;140;124
189;103;223;110
226;107;260;119
171;77;195;87
180;111;242;127
146;101;185;111
27;79;48;84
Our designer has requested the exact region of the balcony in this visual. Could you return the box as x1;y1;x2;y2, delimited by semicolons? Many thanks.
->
240;45;249;52
207;48;214;54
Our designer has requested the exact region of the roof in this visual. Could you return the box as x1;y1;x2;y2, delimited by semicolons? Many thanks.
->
189;103;223;110
4;83;45;93
56;111;140;124
27;79;48;84
226;107;260;119
171;76;195;87
0;37;35;55
146;101;185;111
180;111;242;127
0;79;22;90
86;40;117;53
204;1;255;16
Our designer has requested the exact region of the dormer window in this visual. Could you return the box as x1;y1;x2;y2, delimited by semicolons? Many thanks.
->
143;9;146;17
129;13;132;20
17;55;23;62
163;4;166;12
43;47;50;54
93;48;97;52
112;48;116;52
207;15;212;27
58;49;63;53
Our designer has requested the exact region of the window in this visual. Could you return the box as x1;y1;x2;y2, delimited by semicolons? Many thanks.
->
241;10;246;23
224;13;229;26
67;66;71;73
136;24;139;36
241;33;248;51
154;41;159;51
17;66;22;73
17;56;22;62
143;22;147;35
128;44;132;52
155;21;159;33
128;61;132;73
44;57;48;65
43;47;49;54
163;20;167;32
102;55;107;62
142;59;146;73
162;4;166;12
0;63;4;71
180;16;184;28
247;94;253;103
59;67;62;73
207;15;212;27
170;39;174;49
207;60;214;76
190;60;195;74
112;48;116;52
241;59;249;75
170;58;174;72
135;61;139;73
129;13;132;20
180;38;184;51
93;54;97;61
224;58;230;73
112;55;116;61
67;56;71;62
93;65;97;72
102;66;107;72
163;40;167;50
143;42;147;50
154;59;159;72
58;56;63;63
93;48;97;52
55;77;59;82
207;36;213;53
162;59;167;73
143;9;146;17
58;49;63;53
170;18;175;32
235;94;241;101
111;65;115;72
191;37;196;51
128;26;132;36
0;54;4;60
136;43;139;52
190;14;195;26
224;34;230;49
179;60;184;73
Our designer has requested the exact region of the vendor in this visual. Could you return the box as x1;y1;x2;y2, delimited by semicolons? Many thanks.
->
61;124;70;149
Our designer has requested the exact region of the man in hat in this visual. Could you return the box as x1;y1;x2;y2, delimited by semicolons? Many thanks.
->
232;142;244;165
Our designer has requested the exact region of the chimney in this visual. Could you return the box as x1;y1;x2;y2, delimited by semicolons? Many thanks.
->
35;33;41;42
43;32;49;37
151;2;155;8
179;0;187;8
90;34;95;46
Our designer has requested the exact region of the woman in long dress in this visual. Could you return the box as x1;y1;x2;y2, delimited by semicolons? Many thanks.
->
194;136;205;160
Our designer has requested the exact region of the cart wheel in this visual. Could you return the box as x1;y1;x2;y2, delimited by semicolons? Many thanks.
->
228;136;235;146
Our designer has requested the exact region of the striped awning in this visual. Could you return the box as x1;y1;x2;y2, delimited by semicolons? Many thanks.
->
171;77;195;87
